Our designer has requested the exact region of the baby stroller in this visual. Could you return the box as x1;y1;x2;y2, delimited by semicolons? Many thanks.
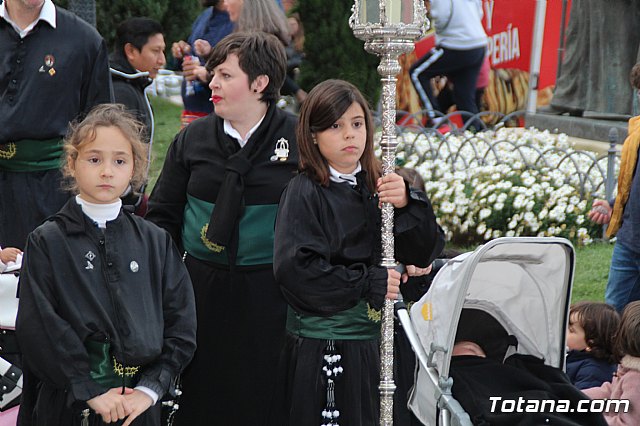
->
399;237;606;425
0;259;22;425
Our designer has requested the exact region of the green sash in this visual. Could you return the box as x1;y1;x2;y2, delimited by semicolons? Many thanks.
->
182;194;278;266
85;340;140;389
0;137;64;172
286;301;380;340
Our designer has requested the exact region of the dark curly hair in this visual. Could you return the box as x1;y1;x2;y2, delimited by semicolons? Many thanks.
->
570;301;620;364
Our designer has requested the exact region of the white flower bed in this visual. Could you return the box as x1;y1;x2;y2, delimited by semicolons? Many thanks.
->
376;127;616;245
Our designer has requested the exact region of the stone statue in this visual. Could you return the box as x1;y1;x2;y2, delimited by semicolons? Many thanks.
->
550;0;640;118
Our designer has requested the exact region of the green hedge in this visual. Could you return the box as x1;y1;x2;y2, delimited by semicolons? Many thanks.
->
294;0;381;106
54;0;199;56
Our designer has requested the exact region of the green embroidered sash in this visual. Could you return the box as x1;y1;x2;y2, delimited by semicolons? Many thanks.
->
286;300;380;340
85;340;140;389
0;137;64;171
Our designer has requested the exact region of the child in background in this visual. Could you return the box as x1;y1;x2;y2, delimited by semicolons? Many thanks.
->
584;301;640;425
566;301;620;389
396;166;426;194
270;79;444;425
16;104;196;426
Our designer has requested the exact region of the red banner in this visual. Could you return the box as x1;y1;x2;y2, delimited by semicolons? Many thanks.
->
413;0;568;91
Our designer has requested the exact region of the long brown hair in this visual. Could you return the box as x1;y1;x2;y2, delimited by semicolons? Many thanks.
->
297;79;379;192
288;12;305;53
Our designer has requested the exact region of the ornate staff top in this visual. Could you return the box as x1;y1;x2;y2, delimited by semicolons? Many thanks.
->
349;0;429;41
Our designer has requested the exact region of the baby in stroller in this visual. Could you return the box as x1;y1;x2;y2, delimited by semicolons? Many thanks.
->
403;237;608;426
449;308;607;426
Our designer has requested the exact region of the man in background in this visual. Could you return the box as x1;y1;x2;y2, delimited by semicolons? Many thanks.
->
0;0;113;250
110;17;166;214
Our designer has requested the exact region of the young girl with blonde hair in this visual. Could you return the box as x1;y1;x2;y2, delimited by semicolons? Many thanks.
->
16;104;196;426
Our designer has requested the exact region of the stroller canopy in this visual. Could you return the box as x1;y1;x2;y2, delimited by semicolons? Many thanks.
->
410;237;575;379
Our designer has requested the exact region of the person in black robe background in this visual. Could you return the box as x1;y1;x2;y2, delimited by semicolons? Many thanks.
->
270;79;445;426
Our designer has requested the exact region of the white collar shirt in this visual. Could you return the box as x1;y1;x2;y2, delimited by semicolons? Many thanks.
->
223;114;266;148
328;162;362;186
1;0;57;38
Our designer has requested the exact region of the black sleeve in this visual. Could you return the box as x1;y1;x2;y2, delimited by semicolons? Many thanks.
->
16;232;107;402
146;130;190;247
80;38;114;111
394;186;445;268
112;82;143;119
135;233;197;397
273;178;388;317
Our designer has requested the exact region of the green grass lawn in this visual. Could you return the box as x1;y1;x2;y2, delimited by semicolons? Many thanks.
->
149;96;183;191
447;241;613;303
148;95;614;305
571;241;613;303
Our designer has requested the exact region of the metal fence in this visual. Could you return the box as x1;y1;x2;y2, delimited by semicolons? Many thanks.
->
384;109;622;203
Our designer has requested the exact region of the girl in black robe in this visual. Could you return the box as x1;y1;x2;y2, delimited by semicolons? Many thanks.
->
16;105;197;426
271;79;445;425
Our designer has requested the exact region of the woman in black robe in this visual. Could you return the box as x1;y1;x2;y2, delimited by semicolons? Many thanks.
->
271;79;445;425
146;32;298;425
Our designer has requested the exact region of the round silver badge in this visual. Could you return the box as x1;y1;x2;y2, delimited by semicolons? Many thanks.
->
130;261;139;273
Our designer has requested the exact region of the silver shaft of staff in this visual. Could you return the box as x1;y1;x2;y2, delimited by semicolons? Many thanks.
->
379;69;401;426
349;2;429;424
368;36;422;426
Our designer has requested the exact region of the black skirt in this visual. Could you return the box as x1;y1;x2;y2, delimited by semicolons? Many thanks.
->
270;333;381;426
173;255;288;426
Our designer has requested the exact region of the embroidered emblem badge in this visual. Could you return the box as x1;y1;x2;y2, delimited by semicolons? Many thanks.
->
421;302;433;321
130;261;139;273
44;55;55;68
40;54;56;76
84;251;95;270
270;138;289;162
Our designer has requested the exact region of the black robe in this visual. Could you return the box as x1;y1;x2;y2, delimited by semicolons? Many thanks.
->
16;199;196;426
270;172;445;426
450;354;608;426
146;104;298;426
